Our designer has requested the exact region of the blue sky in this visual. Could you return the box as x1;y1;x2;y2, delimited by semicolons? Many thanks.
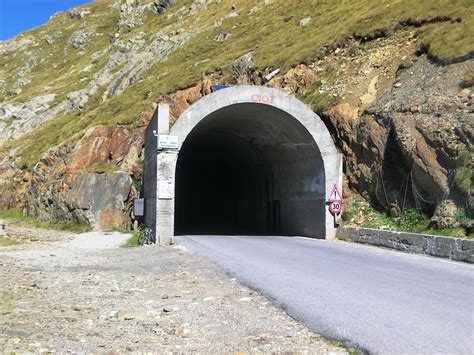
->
0;0;92;41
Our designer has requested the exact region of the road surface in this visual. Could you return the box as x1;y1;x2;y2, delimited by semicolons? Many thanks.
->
176;235;474;354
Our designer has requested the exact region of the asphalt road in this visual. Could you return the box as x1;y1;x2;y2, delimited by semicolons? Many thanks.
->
176;235;474;354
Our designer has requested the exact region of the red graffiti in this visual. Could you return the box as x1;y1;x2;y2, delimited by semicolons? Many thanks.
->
251;94;276;104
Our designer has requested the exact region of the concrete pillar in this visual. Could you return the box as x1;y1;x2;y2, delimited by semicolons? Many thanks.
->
156;151;177;244
155;103;176;244
325;153;343;239
157;104;170;135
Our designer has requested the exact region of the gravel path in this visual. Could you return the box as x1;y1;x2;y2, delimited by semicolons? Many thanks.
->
0;225;344;353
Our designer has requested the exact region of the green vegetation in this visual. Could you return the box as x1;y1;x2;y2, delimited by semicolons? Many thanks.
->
0;235;21;247
299;80;340;113
454;150;471;196
320;338;358;355
342;195;471;238
87;163;121;174
1;0;473;169
0;208;92;233
123;228;144;247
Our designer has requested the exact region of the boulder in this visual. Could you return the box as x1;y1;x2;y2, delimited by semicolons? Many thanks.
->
153;0;176;14
430;200;459;229
233;52;254;83
67;172;134;230
68;31;88;49
299;17;311;27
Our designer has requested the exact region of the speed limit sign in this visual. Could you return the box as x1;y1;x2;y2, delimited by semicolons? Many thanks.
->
327;185;343;215
329;200;342;214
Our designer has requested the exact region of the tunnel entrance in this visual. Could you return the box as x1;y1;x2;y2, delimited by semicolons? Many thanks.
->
175;103;325;237
143;86;342;243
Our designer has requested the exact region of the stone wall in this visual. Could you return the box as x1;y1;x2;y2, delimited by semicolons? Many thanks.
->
337;226;473;263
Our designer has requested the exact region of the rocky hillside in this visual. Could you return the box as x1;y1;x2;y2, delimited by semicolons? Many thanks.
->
0;0;472;231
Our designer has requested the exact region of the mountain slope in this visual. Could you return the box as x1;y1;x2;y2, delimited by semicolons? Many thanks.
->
0;0;472;231
1;0;473;168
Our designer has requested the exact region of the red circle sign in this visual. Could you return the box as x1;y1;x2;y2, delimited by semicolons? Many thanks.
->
329;201;343;214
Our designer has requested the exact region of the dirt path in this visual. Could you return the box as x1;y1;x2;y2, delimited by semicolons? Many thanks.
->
0;224;344;353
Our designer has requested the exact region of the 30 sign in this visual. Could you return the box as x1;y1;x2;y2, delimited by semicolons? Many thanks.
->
329;200;342;214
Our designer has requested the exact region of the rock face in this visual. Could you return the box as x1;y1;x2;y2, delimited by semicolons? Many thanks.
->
67;172;133;230
318;40;473;218
0;94;62;141
153;0;176;14
24;126;143;230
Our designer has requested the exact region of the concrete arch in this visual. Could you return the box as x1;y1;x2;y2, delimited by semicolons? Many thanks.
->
150;86;342;243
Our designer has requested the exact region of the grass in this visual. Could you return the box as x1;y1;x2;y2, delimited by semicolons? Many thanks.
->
0;208;92;233
0;235;21;247
1;0;473;169
87;162;121;174
123;228;144;247
454;150;471;195
298;80;340;113
103;227;141;247
342;195;472;238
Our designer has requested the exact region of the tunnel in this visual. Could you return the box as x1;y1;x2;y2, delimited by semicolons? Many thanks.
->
174;103;326;238
143;86;342;243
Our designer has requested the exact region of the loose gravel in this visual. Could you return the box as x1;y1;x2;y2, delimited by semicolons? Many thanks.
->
0;224;344;353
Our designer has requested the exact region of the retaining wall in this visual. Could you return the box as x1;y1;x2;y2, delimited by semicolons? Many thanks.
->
337;226;473;263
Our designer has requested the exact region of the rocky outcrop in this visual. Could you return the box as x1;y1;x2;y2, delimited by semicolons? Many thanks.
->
322;53;473;217
268;64;317;94
233;52;254;83
68;31;89;49
0;94;61;142
24;126;143;230
153;0;176;14
163;74;222;124
66;172;133;230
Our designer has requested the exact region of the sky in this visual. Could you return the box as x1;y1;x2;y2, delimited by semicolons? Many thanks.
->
0;0;92;41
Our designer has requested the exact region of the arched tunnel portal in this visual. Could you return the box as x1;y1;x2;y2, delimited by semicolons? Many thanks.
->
144;86;342;243
175;103;326;237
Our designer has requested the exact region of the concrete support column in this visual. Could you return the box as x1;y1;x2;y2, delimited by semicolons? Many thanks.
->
156;151;177;244
325;152;343;239
155;102;177;244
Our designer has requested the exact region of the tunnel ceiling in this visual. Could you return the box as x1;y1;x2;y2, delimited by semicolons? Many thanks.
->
187;103;320;160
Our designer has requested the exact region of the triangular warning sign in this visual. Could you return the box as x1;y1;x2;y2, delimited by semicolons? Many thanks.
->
328;185;342;202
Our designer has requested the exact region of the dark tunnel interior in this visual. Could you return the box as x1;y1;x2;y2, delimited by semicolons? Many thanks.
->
174;103;326;238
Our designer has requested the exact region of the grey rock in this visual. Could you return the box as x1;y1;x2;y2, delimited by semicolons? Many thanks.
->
68;8;91;19
0;94;57;142
66;90;89;112
69;31;88;49
338;226;473;263
214;32;230;42
126;20;143;29
233;52;254;82
153;0;176;14
299;17;311;27
66;172;133;230
430;199;459;229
